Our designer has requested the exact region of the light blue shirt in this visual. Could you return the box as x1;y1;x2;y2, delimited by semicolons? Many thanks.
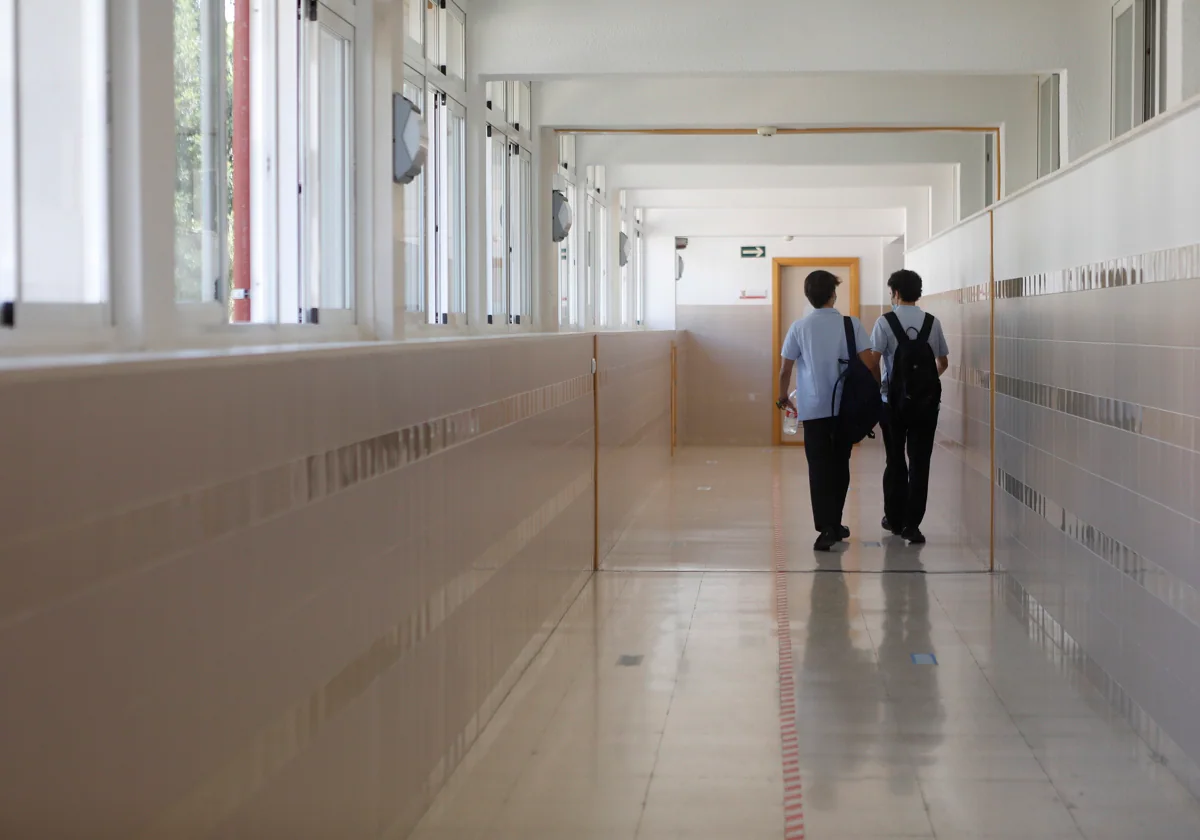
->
870;305;950;402
781;308;871;422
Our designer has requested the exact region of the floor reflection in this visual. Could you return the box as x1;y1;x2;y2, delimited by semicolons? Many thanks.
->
408;448;1200;840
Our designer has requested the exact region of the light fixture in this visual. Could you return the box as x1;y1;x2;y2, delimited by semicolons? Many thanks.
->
392;94;427;185
552;190;573;242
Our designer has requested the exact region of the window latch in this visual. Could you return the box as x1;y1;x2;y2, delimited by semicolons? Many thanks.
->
1;301;14;328
306;0;317;21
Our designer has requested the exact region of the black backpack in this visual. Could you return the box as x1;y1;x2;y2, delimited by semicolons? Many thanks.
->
884;311;942;415
833;317;883;443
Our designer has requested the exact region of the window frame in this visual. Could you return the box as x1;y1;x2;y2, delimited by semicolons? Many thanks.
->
300;2;357;325
484;96;533;332
173;0;368;343
417;83;467;328
508;142;533;328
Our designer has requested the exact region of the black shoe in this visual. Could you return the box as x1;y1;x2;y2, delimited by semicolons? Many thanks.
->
814;531;839;552
882;516;903;536
838;525;851;541
901;526;926;545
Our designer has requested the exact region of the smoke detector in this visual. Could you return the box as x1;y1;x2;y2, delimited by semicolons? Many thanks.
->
783;235;794;242
757;126;778;137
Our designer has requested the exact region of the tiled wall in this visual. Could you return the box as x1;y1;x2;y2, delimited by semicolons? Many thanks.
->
905;97;1200;797
907;214;994;564
0;332;670;838
993;249;1200;795
596;332;675;561
677;305;774;445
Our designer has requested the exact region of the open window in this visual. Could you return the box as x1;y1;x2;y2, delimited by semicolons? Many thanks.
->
485;83;533;329
1038;73;1061;177
402;72;426;317
3;0;110;341
1112;0;1163;138
299;2;357;326
425;85;466;325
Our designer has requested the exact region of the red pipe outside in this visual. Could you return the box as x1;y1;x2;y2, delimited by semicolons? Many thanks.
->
231;0;251;322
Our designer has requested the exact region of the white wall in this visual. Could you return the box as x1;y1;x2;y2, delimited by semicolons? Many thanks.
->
643;207;906;239
615;164;956;238
644;233;676;329
539;74;1040;196
905;214;992;297
579;132;989;217
993;97;1200;278
671;236;889;309
625;187;933;247
883;236;906;284
473;0;1111;162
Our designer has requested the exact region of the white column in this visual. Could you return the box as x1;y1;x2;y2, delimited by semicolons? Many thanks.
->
110;0;176;348
372;0;402;339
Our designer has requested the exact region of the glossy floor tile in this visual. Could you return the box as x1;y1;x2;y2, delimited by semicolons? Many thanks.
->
409;448;1200;840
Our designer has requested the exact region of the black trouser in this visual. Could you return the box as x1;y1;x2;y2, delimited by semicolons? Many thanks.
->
802;417;853;534
880;403;939;530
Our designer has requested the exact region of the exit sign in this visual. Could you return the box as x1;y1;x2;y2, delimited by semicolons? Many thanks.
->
741;246;766;258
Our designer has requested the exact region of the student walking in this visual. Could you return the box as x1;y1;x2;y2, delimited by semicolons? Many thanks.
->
777;270;878;552
868;269;950;545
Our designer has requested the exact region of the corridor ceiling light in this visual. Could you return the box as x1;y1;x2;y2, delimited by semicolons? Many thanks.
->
392;94;426;185
619;232;632;267
552;190;573;242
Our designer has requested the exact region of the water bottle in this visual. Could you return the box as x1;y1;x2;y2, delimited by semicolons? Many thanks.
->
782;390;799;436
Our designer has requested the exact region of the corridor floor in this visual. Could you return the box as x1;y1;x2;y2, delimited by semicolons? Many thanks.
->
409;447;1200;840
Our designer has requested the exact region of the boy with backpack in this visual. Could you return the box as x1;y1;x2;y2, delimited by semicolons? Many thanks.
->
868;269;950;545
777;270;881;552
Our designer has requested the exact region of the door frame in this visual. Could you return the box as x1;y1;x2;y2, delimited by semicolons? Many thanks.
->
771;257;861;446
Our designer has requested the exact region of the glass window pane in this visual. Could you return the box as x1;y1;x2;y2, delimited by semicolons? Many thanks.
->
620;222;629;326
0;0;16;305
486;133;507;321
486;80;506;115
174;0;231;306
506;81;519;127
585;195;595;326
315;23;353;311
425;0;439;65
562;182;578;327
19;0;108;304
448;104;466;315
1114;6;1134;136
425;87;439;322
508;148;531;322
520;82;531;133
402;80;424;314
597;207;608;327
635;229;644;326
404;0;423;48
446;3;465;81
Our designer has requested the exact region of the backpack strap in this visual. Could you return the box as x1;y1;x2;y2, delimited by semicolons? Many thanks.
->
884;311;908;343
917;312;935;343
842;316;857;358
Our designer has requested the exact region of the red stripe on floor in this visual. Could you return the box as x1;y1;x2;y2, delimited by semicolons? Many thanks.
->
772;471;805;840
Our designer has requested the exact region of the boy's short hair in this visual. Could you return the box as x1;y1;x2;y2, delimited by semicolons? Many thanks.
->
804;270;840;308
887;269;923;303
